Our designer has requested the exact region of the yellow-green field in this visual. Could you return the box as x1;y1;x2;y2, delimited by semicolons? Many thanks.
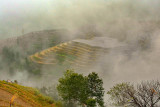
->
30;41;108;70
0;81;61;107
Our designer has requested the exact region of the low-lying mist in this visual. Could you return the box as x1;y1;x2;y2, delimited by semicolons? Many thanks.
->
1;0;160;105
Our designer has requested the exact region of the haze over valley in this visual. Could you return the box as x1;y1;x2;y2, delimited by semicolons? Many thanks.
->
1;0;160;106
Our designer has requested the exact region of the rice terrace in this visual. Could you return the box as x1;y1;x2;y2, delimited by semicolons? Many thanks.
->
0;0;160;107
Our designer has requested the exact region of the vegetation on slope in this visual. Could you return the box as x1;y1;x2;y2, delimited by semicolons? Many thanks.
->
0;30;74;76
0;30;98;77
0;80;62;107
30;40;107;72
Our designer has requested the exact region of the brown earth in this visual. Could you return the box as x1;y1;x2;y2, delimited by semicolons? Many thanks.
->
0;89;33;107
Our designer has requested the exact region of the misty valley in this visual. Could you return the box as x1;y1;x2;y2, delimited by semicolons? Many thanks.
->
1;0;160;107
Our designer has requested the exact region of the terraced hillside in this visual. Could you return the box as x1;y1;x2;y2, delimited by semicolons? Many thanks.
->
30;37;125;70
0;81;59;107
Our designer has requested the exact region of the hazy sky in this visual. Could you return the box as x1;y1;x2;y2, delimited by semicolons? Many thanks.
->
0;0;83;38
0;0;56;38
0;0;160;39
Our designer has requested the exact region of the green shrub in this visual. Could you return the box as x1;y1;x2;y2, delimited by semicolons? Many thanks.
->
86;98;96;107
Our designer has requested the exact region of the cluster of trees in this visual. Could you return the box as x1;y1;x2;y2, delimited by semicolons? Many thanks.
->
0;47;23;74
56;70;160;107
57;70;104;107
0;46;42;76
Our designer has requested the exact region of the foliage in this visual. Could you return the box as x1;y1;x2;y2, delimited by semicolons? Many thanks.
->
57;70;88;106
107;81;160;107
86;98;96;107
0;46;42;76
57;70;105;107
23;58;42;75
1;47;22;69
87;72;105;107
107;82;134;106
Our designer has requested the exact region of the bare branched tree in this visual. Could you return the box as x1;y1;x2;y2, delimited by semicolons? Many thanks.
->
107;81;160;107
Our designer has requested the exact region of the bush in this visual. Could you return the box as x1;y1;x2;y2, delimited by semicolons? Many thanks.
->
86;99;96;107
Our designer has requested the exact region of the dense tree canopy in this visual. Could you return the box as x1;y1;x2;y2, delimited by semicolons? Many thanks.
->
57;70;88;106
57;70;104;107
87;72;104;107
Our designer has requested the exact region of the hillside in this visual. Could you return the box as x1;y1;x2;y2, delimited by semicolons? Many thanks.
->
0;80;59;107
30;37;126;70
0;29;73;55
0;29;79;76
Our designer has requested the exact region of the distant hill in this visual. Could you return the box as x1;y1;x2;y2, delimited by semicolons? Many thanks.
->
0;29;78;76
30;37;126;71
0;80;60;107
0;29;98;75
0;29;74;55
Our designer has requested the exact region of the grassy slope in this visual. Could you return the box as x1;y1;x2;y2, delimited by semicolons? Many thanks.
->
0;80;60;107
29;40;109;73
